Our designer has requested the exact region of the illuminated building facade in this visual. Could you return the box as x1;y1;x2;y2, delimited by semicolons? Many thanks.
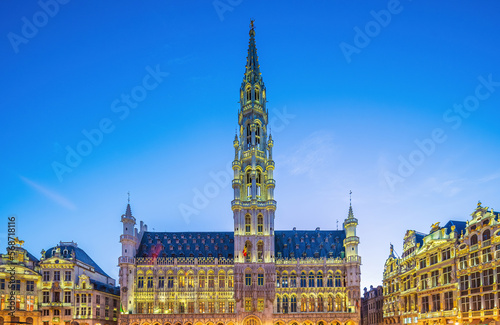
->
118;22;361;325
0;246;41;325
382;202;500;325
39;241;120;325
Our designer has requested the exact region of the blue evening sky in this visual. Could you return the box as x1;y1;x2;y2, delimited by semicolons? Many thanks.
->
1;1;500;290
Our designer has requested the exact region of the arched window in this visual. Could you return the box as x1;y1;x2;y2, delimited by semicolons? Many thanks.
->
308;271;315;287
257;241;264;261
246;124;251;149
327;295;334;312
255;88;260;101
281;272;288;288
245;215;251;234
283;295;289;313
470;234;478;246
255;125;261;146
317;272;323;287
218;272;225;288
290;272;297;287
257;215;263;234
300;272;307;287
291;295;297;312
246;88;251;102
483;229;491;241
318;295;324;312
246;172;252;197
276;271;280;288
335;294;342;311
335;272;342;287
256;172;262;197
276;296;281;313
309;295;315;312
327;272;333;287
300;296;307;312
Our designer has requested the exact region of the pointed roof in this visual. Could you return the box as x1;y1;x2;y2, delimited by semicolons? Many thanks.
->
347;203;355;220
125;203;133;218
245;20;261;79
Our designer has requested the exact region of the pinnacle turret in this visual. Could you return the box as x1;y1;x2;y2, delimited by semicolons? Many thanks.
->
245;20;260;79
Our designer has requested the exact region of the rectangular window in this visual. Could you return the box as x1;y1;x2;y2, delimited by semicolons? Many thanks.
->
219;275;225;288
421;274;428;290
54;291;61;303
199;301;205;313
64;291;71;303
483;269;494;286
470;272;481;288
229;301;234;313
470;252;479;266
258;274;264;286
257;299;264;311
484;293;495;310
420;258;426;269
188;302;194;313
208;301;214;313
179;302;185;313
431;270;439;287
444;291;453;310
245;274;252;286
482;248;492;262
96;308;100;318
421;296;429;313
459;256;467;270
442;266;452;285
459;275;469;290
179;275;185;288
245;298;252;312
65;309;71;316
158;276;165;289
64;271;71;281
430;253;438;265
228;275;233;288
432;294;440;312
43;291;50;303
53;271;60;281
199;275;205;288
26;280;34;291
167;302;174;313
43;310;50;316
219;301;225;313
43;271;50;281
105;297;109;305
53;309;60;316
442;248;451;261
208;275;214;288
0;279;4;290
96;295;100;304
76;307;80;316
460;297;470;312
471;295;481;311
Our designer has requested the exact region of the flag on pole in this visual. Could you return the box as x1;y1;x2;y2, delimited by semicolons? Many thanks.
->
242;244;247;257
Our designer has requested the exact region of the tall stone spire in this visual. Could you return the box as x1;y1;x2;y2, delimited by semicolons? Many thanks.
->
245;20;261;79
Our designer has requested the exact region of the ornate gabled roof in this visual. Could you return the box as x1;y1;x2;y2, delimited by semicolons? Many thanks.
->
274;230;346;259
43;244;110;278
443;220;467;235
136;232;234;259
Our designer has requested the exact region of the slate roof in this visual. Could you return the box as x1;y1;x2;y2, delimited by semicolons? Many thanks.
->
43;245;111;278
443;220;467;236
89;279;120;295
136;229;346;259
275;230;346;259
137;232;235;258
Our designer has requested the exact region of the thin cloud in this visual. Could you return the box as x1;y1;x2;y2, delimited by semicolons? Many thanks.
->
20;176;77;211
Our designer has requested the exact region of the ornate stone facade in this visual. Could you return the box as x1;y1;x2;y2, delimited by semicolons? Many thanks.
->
361;286;383;325
382;202;500;325
117;22;361;325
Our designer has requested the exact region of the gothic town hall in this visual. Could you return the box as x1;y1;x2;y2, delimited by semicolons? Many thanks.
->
118;22;361;325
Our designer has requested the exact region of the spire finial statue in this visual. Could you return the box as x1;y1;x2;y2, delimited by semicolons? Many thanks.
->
127;191;130;204
349;190;352;206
